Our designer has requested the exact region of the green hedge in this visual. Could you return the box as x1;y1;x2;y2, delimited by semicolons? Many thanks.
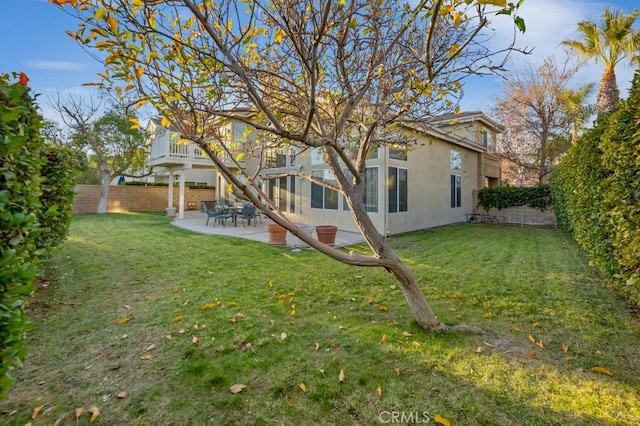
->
0;73;78;397
36;146;79;252
477;185;552;211
0;73;42;397
550;71;640;305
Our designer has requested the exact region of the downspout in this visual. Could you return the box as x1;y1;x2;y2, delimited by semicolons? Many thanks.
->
383;147;389;237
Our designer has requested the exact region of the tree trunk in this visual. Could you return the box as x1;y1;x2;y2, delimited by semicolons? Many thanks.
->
385;257;448;331
596;67;619;116
96;171;112;214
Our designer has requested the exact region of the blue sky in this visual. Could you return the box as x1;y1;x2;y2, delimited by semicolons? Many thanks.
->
1;0;638;122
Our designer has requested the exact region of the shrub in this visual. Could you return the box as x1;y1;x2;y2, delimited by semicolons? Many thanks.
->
477;185;552;211
550;71;640;305
0;73;42;397
36;146;79;252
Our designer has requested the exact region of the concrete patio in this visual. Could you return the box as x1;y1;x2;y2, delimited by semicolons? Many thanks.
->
170;210;366;249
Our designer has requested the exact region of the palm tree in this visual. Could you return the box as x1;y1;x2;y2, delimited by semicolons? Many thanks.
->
559;83;596;144
562;7;640;116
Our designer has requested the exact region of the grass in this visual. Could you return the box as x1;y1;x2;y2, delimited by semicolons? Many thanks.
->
1;213;639;425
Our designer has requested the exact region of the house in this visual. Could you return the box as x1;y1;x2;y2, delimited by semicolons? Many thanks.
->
147;111;503;234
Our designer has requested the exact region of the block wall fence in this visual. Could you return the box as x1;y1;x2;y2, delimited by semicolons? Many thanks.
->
472;191;557;227
72;185;216;214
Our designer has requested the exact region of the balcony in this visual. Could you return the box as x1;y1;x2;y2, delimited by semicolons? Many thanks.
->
149;138;245;170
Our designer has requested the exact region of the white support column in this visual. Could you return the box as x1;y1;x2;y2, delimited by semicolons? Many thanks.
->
166;170;176;217
178;171;186;219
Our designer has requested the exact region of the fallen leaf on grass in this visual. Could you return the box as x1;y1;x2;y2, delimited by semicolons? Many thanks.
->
171;287;181;293
280;332;288;341
74;408;83;420
402;331;412;337
592;367;613;376
381;334;389;343
528;334;536;343
412;341;421;348
123;304;131;310
117;391;127;399
299;383;307;393
146;344;156;352
561;343;569;353
394;367;400;376
118;317;132;324
178;328;186;334
339;369;345;382
140;354;152;360
484;341;495;348
171;314;183;323
536;340;544;349
532;321;540;327
230;383;246;394
434;414;451;426
32;405;45;419
182;299;190;306
88;406;100;423
376;385;382;396
565;356;575;362
287;400;295;407
201;303;218;310
378;305;388;312
511;326;521;332
228;301;237;307
314;342;320;351
528;352;540;360
192;336;200;345
474;347;483;354
483;312;493;318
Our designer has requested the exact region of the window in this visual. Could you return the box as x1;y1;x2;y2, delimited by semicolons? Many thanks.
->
450;150;461;170
483;130;493;153
388;167;408;213
342;167;379;213
311;170;338;210
267;176;294;212
311;148;325;165
289;176;296;213
265;149;287;168
389;147;408;161
450;175;461;208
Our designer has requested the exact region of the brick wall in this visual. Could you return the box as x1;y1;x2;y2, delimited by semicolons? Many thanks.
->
472;191;557;226
73;185;216;214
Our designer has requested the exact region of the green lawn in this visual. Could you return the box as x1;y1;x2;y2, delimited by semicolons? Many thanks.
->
2;213;639;425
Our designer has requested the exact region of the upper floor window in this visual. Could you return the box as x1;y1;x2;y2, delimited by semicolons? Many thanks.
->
450;150;462;170
483;130;493;153
265;149;287;168
311;147;325;165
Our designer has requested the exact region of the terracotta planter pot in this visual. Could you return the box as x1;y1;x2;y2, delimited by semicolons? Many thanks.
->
315;225;338;246
267;223;287;245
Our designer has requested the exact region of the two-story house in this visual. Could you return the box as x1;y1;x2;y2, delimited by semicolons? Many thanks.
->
147;111;502;234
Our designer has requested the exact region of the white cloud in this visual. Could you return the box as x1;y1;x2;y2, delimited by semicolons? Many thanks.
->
26;60;89;71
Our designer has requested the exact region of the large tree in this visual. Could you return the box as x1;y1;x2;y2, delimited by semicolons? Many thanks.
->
493;54;588;185
51;0;525;331
54;96;151;213
561;7;640;116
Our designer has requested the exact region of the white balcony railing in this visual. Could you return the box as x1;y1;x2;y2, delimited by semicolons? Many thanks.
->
149;137;245;168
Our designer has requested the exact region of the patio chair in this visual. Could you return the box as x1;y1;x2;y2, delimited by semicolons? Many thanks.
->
202;201;233;227
239;202;258;227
